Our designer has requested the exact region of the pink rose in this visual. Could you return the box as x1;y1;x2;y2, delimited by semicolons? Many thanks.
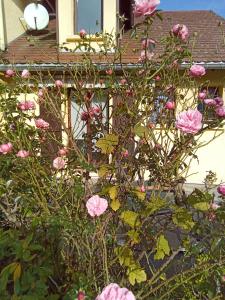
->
35;118;50;130
176;109;203;134
142;38;155;49
133;0;160;17
189;65;206;77
5;69;15;78
155;75;161;81
203;98;216;106
0;142;13;154
106;69;113;75
53;157;66;170
79;29;87;38
165;101;175;110
96;283;136;300
172;24;189;41
214;97;223;107
38;89;46;99
90;107;101;117
17;100;36;111
198;91;207;100
210;203;220;210
120;78;127;85
55;80;63;88
139;50;154;62
216;106;225;117
86;195;108;217
140;185;145;192
81;111;89;121
121;149;129;158
21;69;30;78
217;184;225;196
58;147;68;156
78;291;85;300
16;150;30;158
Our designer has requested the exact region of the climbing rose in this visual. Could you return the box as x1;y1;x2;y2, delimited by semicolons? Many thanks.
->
55;80;63;88
216;106;225;117
189;65;206;77
18;100;36;111
35;118;50;130
16;150;30;158
172;24;189;41
86;195;108;217
53;157;66;170
211;203;220;210
203;99;216;106
96;283;136;300
121;149;129;158
5;69;15;78
78;291;85;300
217;184;225;196
0;143;13;154
134;0;160;17
176;109;202;134
79;29;86;38
21;69;30;78
139;50;154;61
214;97;224;107
198;91;207;100
142;38;155;49
165;101;175;110
58;147;68;156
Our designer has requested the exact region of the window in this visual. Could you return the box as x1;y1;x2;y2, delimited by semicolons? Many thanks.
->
70;89;109;164
119;0;133;31
76;0;103;33
197;87;222;121
150;88;175;124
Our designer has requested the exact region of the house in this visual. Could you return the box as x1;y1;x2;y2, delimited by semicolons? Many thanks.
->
0;0;225;184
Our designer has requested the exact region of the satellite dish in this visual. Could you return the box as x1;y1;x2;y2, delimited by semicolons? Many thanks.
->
24;3;49;30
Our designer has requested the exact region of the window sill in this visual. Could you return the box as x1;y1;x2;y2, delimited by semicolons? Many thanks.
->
66;35;104;43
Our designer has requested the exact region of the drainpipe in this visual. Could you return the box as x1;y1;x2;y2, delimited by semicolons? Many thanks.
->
0;0;6;50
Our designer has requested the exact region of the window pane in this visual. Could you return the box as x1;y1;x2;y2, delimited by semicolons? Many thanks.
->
77;0;102;33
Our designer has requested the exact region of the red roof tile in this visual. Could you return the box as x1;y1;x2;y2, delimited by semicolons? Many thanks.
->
1;11;225;65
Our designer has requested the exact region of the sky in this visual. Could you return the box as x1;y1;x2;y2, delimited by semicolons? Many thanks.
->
159;0;225;18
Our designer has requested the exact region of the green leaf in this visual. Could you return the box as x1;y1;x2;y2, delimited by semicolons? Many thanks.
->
115;247;134;267
187;189;212;211
144;197;167;217
98;164;110;177
111;199;121;211
172;208;195;231
128;268;147;285
96;134;118;154
154;235;170;260
133;189;146;201
13;263;21;282
127;230;140;244
133;124;149;138
108;186;118;200
193;202;210;211
120;211;140;228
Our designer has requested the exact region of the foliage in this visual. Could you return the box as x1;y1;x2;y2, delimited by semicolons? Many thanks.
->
0;8;224;300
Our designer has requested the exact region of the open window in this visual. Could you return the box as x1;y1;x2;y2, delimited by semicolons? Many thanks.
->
119;0;133;31
76;0;103;34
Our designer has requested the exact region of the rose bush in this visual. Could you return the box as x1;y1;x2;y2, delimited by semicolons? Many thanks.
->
0;2;224;299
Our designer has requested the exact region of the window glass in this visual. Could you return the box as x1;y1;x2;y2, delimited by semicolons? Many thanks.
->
77;0;102;33
71;90;108;163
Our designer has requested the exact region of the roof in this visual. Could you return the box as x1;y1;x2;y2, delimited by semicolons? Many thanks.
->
1;10;225;66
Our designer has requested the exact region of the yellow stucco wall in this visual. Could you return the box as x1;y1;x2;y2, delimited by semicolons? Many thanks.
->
181;70;225;183
2;0;28;46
